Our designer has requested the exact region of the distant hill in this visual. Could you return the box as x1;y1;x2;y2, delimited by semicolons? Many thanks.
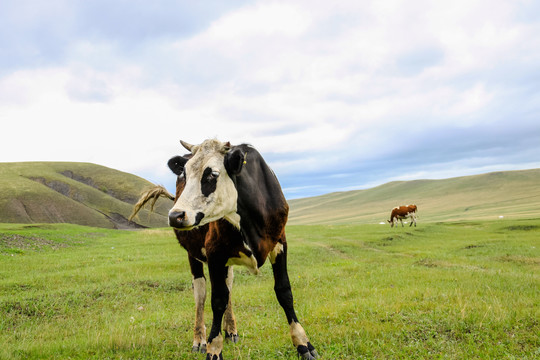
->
0;162;172;229
2;163;538;228
287;168;540;225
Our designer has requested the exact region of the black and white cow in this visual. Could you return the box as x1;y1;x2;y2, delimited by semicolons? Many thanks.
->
166;139;317;360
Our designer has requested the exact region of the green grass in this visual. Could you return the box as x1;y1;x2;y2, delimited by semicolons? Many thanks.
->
1;220;539;359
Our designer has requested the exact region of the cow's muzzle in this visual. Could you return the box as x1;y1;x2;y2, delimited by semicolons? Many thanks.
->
168;210;204;230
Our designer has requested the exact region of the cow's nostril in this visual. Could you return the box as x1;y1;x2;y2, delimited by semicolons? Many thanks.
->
169;211;186;227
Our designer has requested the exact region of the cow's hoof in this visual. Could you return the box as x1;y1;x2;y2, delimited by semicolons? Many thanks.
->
225;332;239;343
205;352;223;360
297;342;319;359
192;344;207;353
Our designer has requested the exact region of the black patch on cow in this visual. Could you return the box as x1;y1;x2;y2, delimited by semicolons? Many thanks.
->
194;212;205;227
201;167;218;197
168;156;188;175
224;148;245;176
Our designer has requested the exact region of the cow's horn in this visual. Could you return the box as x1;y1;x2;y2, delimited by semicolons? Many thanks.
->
180;140;194;152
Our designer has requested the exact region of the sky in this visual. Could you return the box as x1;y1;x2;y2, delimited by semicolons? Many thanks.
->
1;0;540;199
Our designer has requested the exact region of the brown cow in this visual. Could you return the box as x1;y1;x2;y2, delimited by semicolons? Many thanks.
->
388;204;417;227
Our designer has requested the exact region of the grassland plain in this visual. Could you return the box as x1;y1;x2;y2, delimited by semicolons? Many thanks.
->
0;220;539;359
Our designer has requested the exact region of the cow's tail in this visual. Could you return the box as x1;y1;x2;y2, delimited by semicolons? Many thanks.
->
129;185;174;221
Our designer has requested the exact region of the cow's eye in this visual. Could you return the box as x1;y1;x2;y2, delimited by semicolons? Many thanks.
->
202;167;219;183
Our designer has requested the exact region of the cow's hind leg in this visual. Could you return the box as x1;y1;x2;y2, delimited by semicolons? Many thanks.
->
223;266;238;343
271;242;318;359
189;256;207;353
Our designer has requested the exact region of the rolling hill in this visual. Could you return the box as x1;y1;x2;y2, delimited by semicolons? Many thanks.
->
1;162;538;228
0;162;172;229
287;168;540;225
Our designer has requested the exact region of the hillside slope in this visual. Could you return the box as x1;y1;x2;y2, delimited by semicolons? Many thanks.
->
0;162;172;229
288;168;540;225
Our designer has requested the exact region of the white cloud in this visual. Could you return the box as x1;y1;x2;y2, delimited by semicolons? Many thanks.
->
2;0;540;198
207;3;310;39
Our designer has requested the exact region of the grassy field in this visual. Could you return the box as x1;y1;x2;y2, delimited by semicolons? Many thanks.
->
1;220;539;359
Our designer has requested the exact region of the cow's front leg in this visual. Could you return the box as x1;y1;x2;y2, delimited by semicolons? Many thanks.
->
206;260;230;360
223;266;238;343
189;255;207;353
271;242;318;359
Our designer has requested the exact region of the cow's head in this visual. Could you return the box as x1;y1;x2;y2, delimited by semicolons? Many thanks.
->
167;139;245;230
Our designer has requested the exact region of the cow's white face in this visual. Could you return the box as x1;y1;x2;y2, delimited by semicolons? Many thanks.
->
169;139;240;230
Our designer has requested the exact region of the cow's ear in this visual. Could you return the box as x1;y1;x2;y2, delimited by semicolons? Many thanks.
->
167;156;187;175
224;148;245;175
